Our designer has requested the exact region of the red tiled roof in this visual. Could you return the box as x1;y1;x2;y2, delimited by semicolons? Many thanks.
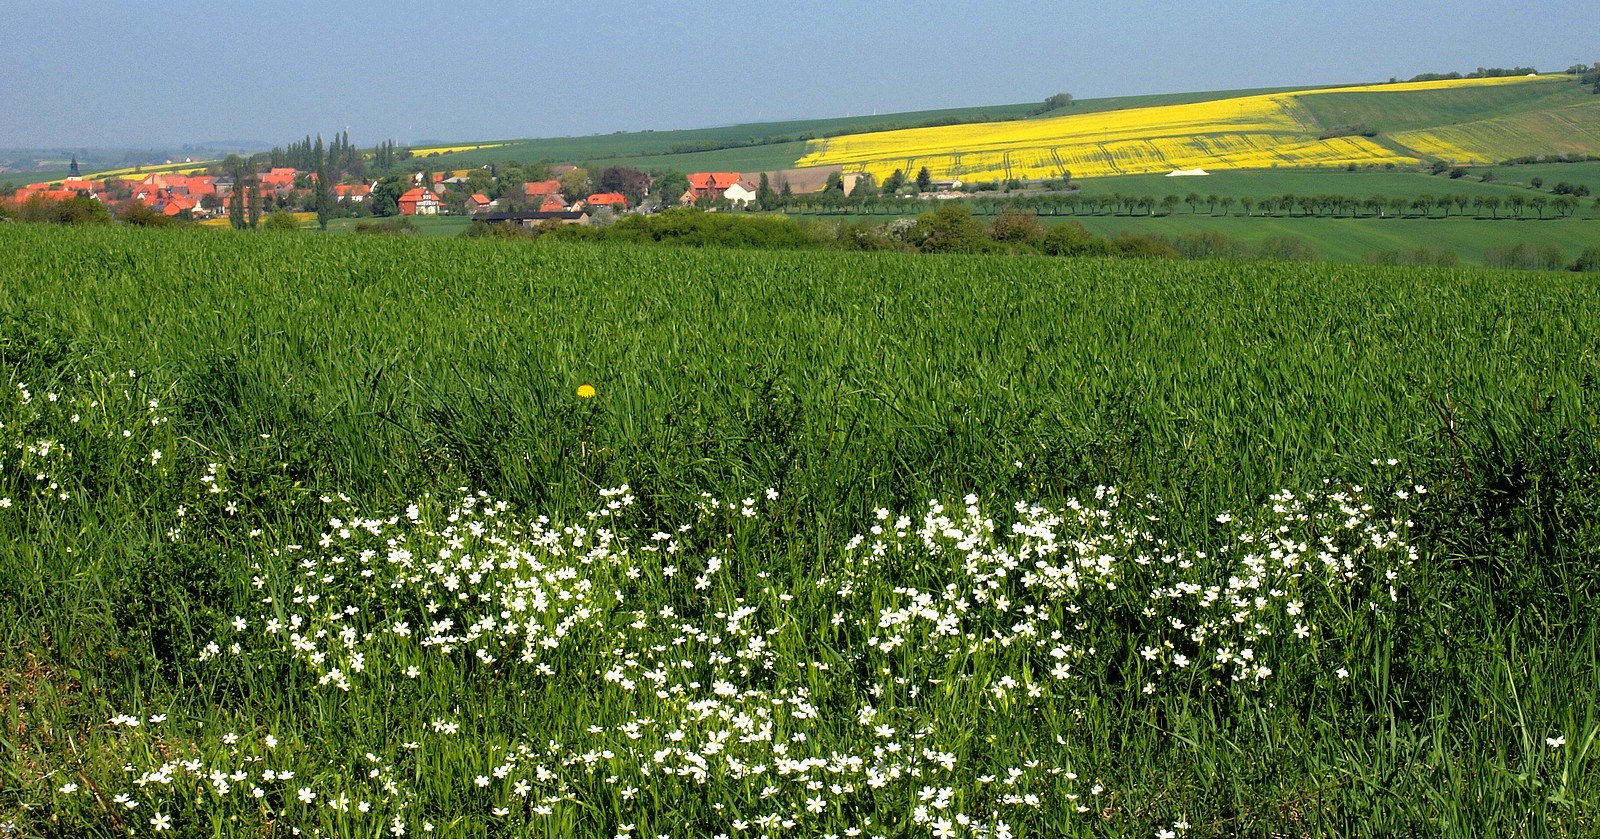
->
585;192;627;207
16;188;81;203
688;172;742;190
523;180;562;196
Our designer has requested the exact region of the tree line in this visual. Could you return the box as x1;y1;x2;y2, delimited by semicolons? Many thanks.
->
771;188;1595;220
463;203;1600;272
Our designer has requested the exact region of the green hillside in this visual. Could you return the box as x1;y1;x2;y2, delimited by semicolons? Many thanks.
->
1053;213;1598;265
1293;75;1585;132
414;74;1598;187
1073;168;1580;200
414;85;1345;171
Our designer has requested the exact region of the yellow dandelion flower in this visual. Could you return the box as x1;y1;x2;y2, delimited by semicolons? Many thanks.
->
576;384;596;399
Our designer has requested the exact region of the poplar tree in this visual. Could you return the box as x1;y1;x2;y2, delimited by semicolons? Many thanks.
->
227;155;247;230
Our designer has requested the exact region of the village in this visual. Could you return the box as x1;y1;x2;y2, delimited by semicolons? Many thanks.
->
6;160;895;225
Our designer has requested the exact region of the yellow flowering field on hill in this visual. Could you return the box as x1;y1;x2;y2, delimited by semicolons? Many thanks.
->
84;163;214;180
797;75;1553;180
409;141;512;156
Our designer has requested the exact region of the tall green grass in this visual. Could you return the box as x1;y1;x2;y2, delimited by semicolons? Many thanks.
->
2;225;1598;837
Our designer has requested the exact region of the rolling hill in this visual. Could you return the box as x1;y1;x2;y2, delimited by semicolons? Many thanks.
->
417;74;1598;182
796;76;1595;181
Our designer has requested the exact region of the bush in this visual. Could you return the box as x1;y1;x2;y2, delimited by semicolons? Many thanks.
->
1318;122;1378;140
987;209;1045;251
461;221;530;239
263;211;301;231
120;203;177;227
608;208;820;250
1040;222;1112;257
833;221;905;252
18;195;110;225
1173;230;1247;260
353;217;417;236
1110;232;1178;259
1568;246;1600;272
1485;241;1565;271
1366;247;1459;268
909;204;995;254
1257;235;1318;262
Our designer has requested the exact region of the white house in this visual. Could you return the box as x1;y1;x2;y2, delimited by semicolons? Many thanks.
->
724;180;759;207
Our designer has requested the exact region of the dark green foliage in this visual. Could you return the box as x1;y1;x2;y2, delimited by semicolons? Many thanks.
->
986;208;1045;250
1256;234;1318;261
1570;245;1600;272
1318;122;1378;139
367;175;407;217
352;217;416;236
907;203;993;253
601;208;822;249
1173;230;1248;260
262;211;300;231
1367;247;1460;267
1485;241;1565;270
111;542;232;682
1040;221;1112;256
17;195;110;225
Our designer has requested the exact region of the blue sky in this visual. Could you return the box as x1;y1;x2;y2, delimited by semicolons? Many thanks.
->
3;0;1595;149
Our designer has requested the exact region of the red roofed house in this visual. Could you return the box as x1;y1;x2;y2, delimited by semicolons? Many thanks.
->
14;187;82;204
585;192;628;210
333;184;372;203
258;168;298;191
522;180;562;199
397;187;442;216
466;193;491;213
161;195;199;217
183;176;218;197
682;172;742;204
538;195;567;213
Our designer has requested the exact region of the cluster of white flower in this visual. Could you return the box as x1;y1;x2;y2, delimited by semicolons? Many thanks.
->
70;473;1421;837
0;370;180;514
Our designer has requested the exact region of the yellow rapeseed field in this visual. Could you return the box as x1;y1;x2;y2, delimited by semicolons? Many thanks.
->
409;142;512;156
85;164;214;180
797;75;1550;181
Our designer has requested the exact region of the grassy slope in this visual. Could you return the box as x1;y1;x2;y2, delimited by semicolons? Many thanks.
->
1293;76;1586;132
1053;213;1598;264
1073;168;1575;199
1471;159;1600;187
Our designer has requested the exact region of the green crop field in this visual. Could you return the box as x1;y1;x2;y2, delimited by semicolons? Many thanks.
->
4;225;1600;837
1043;213;1600;265
1293;76;1587;133
1073;168;1585;202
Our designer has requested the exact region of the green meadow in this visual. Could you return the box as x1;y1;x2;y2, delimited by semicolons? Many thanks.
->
4;224;1600;837
1047;213;1598;265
